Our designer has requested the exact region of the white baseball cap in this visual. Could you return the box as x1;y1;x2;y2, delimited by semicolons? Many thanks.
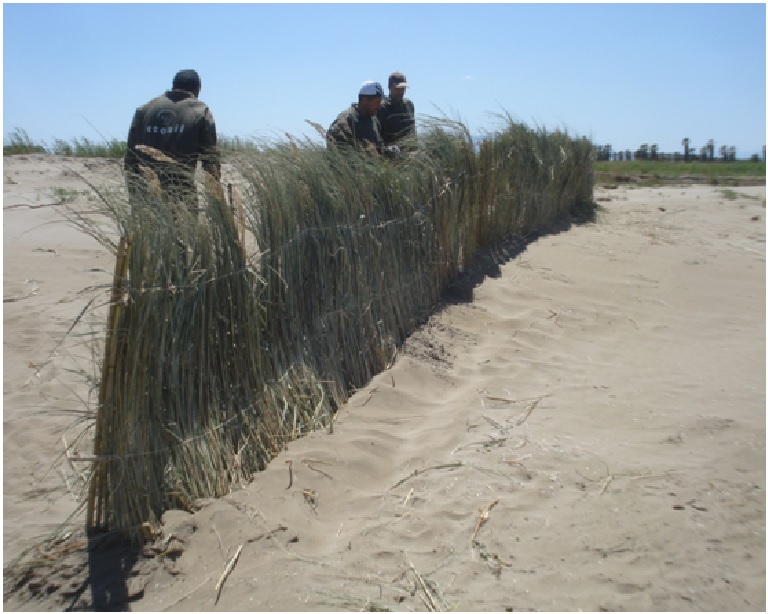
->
359;80;384;97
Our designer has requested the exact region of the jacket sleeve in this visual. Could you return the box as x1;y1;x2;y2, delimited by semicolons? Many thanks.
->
376;102;390;126
199;106;221;180
371;117;384;154
326;113;355;149
124;108;143;174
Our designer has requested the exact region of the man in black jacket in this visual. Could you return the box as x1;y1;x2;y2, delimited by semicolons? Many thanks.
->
377;71;416;148
124;69;221;213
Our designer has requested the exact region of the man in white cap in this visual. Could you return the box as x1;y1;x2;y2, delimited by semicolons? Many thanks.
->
378;71;416;148
326;80;386;155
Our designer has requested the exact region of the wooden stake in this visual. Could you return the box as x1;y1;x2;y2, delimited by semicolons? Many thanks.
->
88;235;131;529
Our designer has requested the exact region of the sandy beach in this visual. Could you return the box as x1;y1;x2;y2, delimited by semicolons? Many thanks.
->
3;154;765;611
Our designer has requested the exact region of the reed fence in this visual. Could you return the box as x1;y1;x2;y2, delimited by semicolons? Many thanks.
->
79;117;593;539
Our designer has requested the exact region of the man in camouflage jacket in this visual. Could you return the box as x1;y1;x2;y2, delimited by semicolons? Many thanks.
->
326;81;385;155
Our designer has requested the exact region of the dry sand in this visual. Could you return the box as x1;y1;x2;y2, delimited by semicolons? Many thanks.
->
2;154;765;611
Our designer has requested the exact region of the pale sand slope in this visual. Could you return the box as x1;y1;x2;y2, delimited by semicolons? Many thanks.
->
2;155;765;611
3;156;122;564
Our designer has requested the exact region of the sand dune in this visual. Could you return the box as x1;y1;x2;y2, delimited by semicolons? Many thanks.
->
3;155;765;611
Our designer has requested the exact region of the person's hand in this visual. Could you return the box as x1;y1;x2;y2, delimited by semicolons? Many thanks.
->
383;144;401;160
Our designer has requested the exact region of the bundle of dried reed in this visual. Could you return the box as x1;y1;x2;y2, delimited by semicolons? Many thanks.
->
75;116;592;540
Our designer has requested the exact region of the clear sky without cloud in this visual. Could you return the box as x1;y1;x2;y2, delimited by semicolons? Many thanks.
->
3;2;766;158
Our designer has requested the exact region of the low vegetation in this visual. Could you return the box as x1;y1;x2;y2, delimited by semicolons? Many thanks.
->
7;125;764;189
5;128;283;158
594;159;765;186
4;128;126;158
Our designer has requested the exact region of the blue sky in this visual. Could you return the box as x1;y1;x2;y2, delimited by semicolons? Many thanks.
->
3;2;766;157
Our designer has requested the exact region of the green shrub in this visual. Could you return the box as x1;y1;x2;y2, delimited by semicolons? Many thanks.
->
3;128;46;155
4;128;127;158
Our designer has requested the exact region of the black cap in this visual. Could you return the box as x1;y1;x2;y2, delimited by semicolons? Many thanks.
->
172;69;201;92
388;71;409;88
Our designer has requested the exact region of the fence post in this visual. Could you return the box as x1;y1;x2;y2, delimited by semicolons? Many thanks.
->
87;235;131;530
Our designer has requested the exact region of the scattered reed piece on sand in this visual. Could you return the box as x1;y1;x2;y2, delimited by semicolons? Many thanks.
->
215;543;244;604
515;396;545;426
303;488;318;513
599;474;614;496
502;453;532;467
389;462;464;491
407;554;448;612
484;393;553;404
165;577;210;611
471;498;500;542
362;386;379;406
402;487;414;507
301;458;333;480
627;469;686;481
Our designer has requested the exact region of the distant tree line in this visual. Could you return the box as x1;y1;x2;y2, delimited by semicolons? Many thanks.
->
6;125;766;166
595;139;766;163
